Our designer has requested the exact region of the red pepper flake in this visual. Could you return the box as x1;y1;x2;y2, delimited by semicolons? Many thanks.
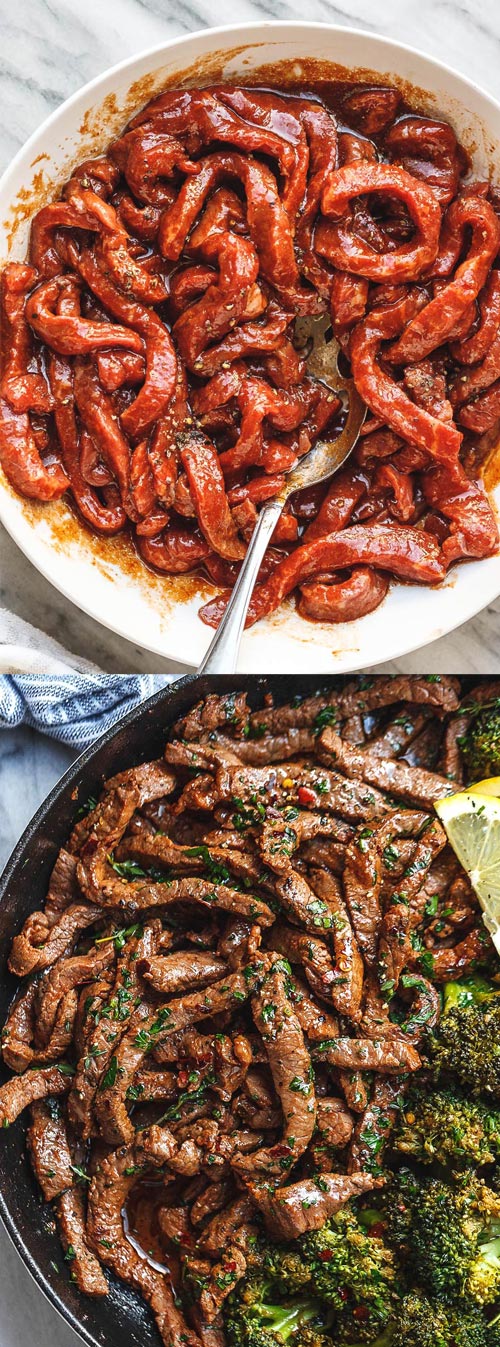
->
318;1249;334;1262
177;1069;189;1087
369;1221;386;1239
353;1306;370;1321
298;786;317;807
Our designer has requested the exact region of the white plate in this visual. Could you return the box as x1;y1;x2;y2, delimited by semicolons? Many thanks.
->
1;21;500;672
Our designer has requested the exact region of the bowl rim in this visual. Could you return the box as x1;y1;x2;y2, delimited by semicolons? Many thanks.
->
2;19;500;671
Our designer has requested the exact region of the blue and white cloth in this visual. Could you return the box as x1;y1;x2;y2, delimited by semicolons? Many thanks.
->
0;673;173;748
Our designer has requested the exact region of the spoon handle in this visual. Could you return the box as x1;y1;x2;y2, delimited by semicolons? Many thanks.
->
198;498;284;673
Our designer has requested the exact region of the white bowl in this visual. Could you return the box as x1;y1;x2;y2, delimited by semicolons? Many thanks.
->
1;20;500;672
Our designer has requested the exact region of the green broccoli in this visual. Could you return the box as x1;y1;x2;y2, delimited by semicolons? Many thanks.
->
224;1270;332;1347
384;1170;500;1307
301;1205;399;1342
391;1291;490;1347
459;697;500;781
393;1086;500;1168
428;977;500;1098
262;1245;312;1294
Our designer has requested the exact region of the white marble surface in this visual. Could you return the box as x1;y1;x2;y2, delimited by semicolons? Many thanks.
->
1;0;500;671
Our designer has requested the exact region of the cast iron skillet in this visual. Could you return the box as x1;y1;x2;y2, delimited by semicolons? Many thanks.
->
0;672;328;1347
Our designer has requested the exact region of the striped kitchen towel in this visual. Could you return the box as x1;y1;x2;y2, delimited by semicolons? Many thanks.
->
0;673;173;747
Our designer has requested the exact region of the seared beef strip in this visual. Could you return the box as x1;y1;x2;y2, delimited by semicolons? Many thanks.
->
319;728;454;808
232;962;316;1179
249;1172;384;1239
0;1065;72;1127
27;1100;74;1199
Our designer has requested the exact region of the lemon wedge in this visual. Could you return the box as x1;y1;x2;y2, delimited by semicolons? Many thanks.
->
469;776;500;798
435;789;500;953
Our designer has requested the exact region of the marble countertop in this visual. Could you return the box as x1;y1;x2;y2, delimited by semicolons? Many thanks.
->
1;0;500;672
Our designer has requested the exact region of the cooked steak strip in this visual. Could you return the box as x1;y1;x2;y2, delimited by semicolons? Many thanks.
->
27;1100;74;1200
68;919;161;1139
377;818;447;994
95;962;270;1144
232;962;316;1179
58;1186;109;1296
367;709;429;759
311;1037;421;1072
0;1064;71;1127
87;1141;202;1344
342;811;431;966
35;943;116;1048
267;920;337;1003
249;1172;384;1239
8;904;102;977
44;850;80;923
309;868;364;1020
348;1076;406;1174
139;952;229;996
337;675;460;718
319;728;454;808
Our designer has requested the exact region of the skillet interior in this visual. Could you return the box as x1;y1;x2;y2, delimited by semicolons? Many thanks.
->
0;671;334;1347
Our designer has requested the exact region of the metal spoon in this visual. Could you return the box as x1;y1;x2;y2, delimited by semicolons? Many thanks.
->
198;315;366;672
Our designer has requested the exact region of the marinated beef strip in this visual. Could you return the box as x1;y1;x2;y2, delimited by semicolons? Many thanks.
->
342;810;432;966
348;1076;407;1175
176;692;249;741
317;1097;354;1144
116;831;267;891
139;951;229;995
311;1037;421;1072
249;1172;384;1239
377;818;447;994
95;962;269;1144
337;675;460;718
233;962;316;1178
77;761;176;904
8;904;102;978
222;760;389;821
57;1186;109;1296
35;942;116;1047
319;727;454;808
27;1100;74;1199
274;868;339;937
68;919;160;1138
367;708;430;759
2;678;495;1345
266;920;337;1002
309;869;364;1019
0;1064;71;1127
87;1143;202;1346
44;849;80;923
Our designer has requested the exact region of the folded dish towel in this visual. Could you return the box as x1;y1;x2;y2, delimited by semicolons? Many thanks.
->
0;672;174;747
0;607;104;675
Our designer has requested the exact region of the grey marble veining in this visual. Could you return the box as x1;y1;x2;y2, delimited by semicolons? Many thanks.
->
1;0;500;671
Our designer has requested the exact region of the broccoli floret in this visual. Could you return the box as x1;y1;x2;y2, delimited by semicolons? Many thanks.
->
394;1086;500;1168
262;1246;313;1294
459;699;500;781
391;1291;490;1347
442;976;498;1012
224;1271;330;1347
428;977;500;1098
301;1205;399;1342
384;1170;500;1307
